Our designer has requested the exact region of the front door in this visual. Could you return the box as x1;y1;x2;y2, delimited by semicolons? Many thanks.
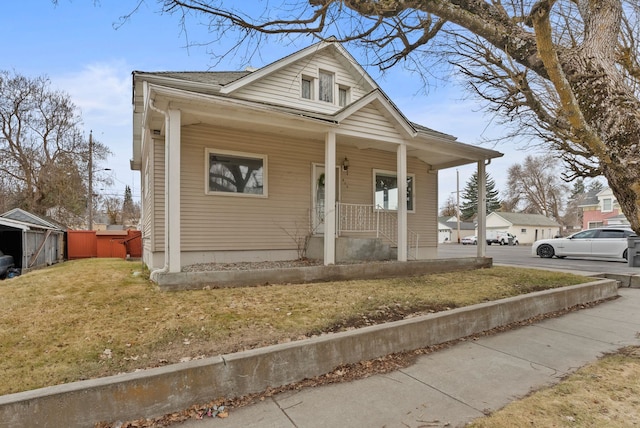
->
312;164;339;234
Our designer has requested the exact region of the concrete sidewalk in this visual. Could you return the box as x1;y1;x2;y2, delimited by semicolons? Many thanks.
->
176;288;640;428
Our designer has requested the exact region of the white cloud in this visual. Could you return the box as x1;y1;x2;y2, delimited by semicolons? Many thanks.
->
52;62;140;200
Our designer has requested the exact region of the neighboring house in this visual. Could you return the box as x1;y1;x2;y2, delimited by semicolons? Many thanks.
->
439;216;476;243
0;208;66;272
579;187;630;229
131;39;502;280
437;221;452;243
481;212;561;244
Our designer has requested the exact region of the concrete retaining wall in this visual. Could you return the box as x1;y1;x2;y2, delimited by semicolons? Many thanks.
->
156;257;492;290
0;279;618;427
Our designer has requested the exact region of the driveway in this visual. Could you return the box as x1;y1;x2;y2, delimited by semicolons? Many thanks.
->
438;243;640;275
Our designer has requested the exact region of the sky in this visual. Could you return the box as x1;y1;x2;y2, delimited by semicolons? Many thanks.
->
0;1;534;209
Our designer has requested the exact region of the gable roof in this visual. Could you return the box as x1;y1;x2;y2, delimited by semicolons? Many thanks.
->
219;39;377;95
132;40;503;170
490;212;560;227
1;208;66;231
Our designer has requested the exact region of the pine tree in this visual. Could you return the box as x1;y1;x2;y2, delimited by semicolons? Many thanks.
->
460;172;501;220
122;186;134;226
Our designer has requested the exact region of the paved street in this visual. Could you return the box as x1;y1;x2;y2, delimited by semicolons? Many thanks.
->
438;243;640;275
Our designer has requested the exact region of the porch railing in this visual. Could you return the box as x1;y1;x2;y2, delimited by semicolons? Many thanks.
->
336;202;420;260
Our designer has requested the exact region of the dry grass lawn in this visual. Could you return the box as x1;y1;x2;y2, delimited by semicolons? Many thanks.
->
469;346;640;427
0;258;592;396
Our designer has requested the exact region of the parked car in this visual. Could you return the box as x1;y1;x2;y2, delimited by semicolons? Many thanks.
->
486;230;519;245
461;235;477;245
532;227;636;260
0;250;14;279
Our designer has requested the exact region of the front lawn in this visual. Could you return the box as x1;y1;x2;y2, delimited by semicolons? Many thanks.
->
0;259;590;395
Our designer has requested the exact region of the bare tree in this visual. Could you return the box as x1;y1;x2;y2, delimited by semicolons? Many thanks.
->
504;154;567;220
102;196;122;225
0;70;110;220
439;194;457;218
117;0;640;233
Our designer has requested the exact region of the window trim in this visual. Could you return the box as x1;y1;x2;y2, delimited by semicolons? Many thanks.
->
372;169;415;213
601;198;613;212
205;148;268;198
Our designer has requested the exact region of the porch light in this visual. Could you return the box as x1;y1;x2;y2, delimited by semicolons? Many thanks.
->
342;157;350;174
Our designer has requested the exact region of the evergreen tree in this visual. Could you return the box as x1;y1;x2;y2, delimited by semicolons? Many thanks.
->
122;185;135;226
460;172;501;220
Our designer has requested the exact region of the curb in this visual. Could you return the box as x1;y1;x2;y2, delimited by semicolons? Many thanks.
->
0;279;618;427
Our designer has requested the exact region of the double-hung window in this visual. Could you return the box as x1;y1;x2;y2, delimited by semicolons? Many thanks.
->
301;76;313;100
206;149;267;197
373;170;414;211
318;70;334;103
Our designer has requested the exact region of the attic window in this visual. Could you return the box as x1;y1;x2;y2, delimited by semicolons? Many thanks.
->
301;76;313;100
339;86;349;107
319;70;334;103
206;149;267;197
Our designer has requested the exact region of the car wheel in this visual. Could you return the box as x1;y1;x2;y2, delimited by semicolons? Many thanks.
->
623;249;628;260
537;244;555;258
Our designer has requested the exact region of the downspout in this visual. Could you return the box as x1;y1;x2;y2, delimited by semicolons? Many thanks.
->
148;99;170;281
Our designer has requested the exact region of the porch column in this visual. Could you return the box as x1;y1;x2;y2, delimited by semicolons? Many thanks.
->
477;160;487;258
397;143;408;261
167;109;181;272
323;131;337;265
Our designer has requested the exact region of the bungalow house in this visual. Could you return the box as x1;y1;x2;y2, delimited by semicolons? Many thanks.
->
482;212;561;244
579;187;630;229
131;40;503;281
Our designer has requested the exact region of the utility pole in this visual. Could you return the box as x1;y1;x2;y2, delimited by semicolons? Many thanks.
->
88;131;93;231
456;169;461;243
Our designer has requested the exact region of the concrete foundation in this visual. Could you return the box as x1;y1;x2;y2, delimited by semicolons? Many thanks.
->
306;236;397;262
0;279;618;428
156;257;491;291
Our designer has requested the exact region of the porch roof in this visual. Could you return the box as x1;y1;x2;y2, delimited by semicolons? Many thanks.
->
132;79;503;171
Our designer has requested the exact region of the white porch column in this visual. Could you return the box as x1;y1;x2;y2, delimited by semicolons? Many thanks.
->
477;160;487;258
324;131;337;265
167;109;181;272
397;143;408;261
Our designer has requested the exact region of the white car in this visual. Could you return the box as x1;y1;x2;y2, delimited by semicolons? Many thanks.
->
461;235;477;245
532;227;636;260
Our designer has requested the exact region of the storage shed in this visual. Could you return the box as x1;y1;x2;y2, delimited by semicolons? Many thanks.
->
0;209;66;273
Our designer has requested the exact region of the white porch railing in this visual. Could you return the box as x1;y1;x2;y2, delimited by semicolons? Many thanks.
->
336;202;420;260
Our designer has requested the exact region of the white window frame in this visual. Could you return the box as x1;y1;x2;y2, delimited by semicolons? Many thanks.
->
601;198;613;212
372;169;415;213
205;148;268;198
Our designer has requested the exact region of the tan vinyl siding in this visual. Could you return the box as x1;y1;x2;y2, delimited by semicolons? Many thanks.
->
233;49;370;113
152;125;437;254
180;124;324;251
339;104;405;143
151;138;165;251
